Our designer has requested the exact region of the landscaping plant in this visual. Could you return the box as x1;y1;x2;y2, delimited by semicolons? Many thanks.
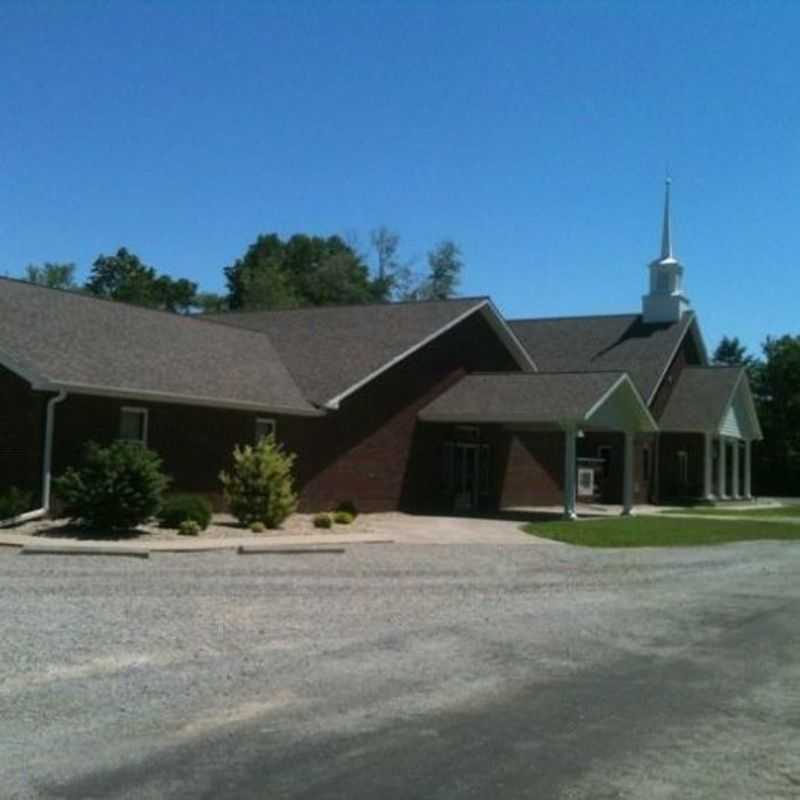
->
219;433;298;528
333;511;354;525
313;513;332;529
178;519;201;536
55;441;170;531
158;494;212;530
0;487;32;520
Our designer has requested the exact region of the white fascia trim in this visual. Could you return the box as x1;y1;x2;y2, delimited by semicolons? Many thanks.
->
646;311;699;406
716;370;764;441
51;382;325;417
481;299;538;372
323;301;491;410
585;374;659;432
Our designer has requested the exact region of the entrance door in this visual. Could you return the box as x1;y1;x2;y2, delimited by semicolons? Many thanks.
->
453;443;480;512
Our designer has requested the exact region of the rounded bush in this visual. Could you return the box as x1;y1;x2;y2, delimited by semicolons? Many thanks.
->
333;511;354;525
0;487;32;520
313;513;332;529
250;521;266;533
158;494;212;530
54;441;170;532
178;519;201;536
335;500;358;519
220;434;298;529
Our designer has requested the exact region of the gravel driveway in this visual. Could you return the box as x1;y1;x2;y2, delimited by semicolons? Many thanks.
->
1;538;798;799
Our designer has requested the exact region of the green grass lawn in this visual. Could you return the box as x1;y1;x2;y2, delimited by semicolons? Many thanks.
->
662;505;800;517
521;515;800;547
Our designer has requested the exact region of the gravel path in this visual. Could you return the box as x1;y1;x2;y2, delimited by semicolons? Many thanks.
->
1;539;798;798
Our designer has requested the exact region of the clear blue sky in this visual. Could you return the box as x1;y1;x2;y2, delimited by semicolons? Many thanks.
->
2;1;798;355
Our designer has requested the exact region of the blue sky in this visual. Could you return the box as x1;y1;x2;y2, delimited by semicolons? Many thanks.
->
1;1;798;355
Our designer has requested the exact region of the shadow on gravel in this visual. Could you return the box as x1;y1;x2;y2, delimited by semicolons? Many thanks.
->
32;524;148;541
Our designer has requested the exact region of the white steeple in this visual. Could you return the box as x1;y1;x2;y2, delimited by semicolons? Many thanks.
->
642;177;690;324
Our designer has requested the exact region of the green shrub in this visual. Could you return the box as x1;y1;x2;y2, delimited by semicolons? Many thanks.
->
158;494;212;530
333;511;354;525
54;441;170;531
178;519;201;536
335;500;359;519
250;521;265;533
219;434;298;529
0;487;32;520
313;513;332;529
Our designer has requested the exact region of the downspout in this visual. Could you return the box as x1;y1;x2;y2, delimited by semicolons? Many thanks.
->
2;390;67;526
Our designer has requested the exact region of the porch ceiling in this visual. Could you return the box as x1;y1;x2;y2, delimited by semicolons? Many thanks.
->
418;371;657;433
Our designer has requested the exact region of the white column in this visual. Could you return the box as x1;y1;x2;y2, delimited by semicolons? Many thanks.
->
744;440;753;500
563;425;577;520
717;436;728;499
731;439;741;499
622;432;634;515
703;433;714;501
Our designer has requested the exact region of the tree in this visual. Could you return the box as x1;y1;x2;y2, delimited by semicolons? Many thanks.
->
193;292;228;314
85;248;197;312
751;335;800;495
416;240;463;300
713;336;751;366
24;262;77;290
223;233;383;310
370;226;415;301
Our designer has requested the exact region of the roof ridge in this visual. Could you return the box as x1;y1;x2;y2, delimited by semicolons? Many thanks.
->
202;295;489;317
508;312;640;323
468;369;627;376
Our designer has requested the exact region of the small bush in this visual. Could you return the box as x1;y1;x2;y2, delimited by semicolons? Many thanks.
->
178;519;201;536
313;513;332;529
335;500;359;519
250;521;265;533
333;511;354;525
158;494;212;530
0;487;32;520
54;441;170;531
220;434;298;528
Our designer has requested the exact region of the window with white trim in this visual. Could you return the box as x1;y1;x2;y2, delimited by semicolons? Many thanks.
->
119;407;148;445
255;417;276;442
677;450;688;484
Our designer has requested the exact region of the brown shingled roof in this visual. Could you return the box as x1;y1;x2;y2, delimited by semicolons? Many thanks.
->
509;312;700;403
0;278;317;414
657;366;745;432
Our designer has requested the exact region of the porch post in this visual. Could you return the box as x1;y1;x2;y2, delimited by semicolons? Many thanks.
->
717;436;727;499
563;425;577;520
622;431;634;515
703;432;714;501
731;439;741;499
744;439;753;500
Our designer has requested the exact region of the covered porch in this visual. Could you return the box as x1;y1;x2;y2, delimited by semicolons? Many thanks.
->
657;366;763;503
418;371;658;519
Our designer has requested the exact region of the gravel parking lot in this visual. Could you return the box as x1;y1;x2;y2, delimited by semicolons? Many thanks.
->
1;537;798;799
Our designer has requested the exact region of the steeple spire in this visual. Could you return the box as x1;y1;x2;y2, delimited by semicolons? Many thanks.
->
660;176;673;260
642;176;689;323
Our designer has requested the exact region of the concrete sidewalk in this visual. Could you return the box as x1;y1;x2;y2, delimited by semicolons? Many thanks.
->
0;531;393;554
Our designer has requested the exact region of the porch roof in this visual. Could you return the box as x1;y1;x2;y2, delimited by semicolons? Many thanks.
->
418;371;657;432
657;366;763;440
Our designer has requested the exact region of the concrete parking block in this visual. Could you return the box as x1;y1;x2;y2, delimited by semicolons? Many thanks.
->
237;545;346;555
20;544;149;558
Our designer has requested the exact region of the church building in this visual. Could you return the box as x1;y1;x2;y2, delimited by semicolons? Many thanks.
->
0;182;762;520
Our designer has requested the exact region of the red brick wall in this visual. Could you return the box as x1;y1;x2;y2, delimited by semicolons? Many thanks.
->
658;432;705;500
498;431;564;508
0;365;46;502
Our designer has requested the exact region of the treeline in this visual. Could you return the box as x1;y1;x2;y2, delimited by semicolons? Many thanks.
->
713;336;800;496
15;228;463;313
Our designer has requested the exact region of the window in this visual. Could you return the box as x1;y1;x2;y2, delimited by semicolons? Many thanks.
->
677;450;688;484
255;417;276;442
597;446;612;478
119;407;148;445
642;446;651;482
